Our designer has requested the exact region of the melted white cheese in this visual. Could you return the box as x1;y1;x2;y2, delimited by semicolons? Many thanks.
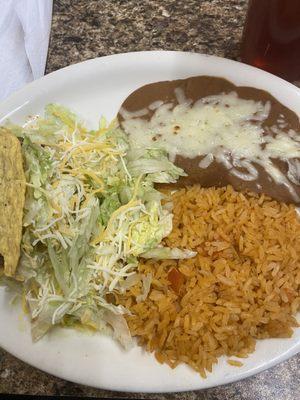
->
122;91;300;201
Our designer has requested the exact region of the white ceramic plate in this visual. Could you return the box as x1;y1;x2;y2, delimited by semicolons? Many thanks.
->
0;51;300;393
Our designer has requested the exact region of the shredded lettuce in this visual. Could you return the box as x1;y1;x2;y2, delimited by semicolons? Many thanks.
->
136;273;152;303
2;104;189;344
142;247;197;259
127;147;187;184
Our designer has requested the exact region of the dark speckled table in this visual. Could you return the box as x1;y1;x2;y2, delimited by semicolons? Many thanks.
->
1;0;299;398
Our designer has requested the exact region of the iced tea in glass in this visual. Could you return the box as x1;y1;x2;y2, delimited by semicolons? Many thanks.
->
241;0;300;83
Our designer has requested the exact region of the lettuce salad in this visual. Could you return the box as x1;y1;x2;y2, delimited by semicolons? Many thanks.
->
2;105;195;347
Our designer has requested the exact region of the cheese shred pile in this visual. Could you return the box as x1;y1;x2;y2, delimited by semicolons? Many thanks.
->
1;104;192;346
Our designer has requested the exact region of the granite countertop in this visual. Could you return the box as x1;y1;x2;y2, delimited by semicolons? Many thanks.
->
1;0;299;398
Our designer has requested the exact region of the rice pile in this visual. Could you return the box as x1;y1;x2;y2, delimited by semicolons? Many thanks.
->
117;185;300;377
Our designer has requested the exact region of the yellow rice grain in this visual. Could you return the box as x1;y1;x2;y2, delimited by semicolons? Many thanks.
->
116;185;300;377
227;360;244;367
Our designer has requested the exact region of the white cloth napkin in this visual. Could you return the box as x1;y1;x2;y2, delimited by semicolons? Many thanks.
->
0;0;53;101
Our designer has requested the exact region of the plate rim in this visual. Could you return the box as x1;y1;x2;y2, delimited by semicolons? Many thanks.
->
1;50;300;117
